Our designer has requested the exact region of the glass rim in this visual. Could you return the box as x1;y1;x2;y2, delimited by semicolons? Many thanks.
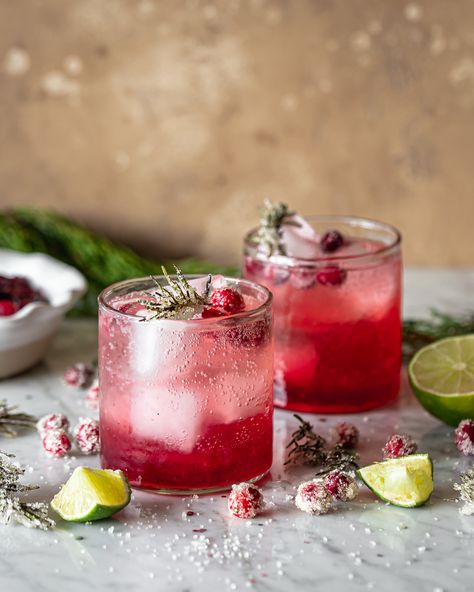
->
244;214;401;265
98;274;273;324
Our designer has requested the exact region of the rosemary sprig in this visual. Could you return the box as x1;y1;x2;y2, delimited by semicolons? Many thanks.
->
139;265;211;320
0;400;37;437
0;451;55;530
254;199;300;256
285;414;359;473
454;470;474;516
402;309;474;360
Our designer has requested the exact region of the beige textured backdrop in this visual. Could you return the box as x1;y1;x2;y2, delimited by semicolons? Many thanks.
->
1;0;473;265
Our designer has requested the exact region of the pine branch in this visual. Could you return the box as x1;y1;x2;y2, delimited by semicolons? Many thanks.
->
253;199;299;257
0;400;37;438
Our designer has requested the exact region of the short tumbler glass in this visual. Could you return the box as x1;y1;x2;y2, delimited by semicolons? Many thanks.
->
243;216;402;414
98;276;273;494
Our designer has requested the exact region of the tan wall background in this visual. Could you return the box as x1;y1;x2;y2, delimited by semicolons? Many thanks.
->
1;0;473;265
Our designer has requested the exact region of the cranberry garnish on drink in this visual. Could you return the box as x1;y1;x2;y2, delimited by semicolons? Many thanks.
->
0;275;47;316
243;200;402;413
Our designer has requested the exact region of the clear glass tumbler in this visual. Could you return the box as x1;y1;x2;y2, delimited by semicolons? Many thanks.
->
243;216;402;414
98;275;273;494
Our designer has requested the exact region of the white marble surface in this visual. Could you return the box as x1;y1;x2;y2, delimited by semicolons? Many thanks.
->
1;268;474;592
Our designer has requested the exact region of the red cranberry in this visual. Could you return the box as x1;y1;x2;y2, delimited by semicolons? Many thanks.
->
0;299;18;316
228;483;265;518
63;363;95;388
382;434;418;459
75;418;100;455
42;430;71;458
201;306;226;319
316;265;347;286
333;422;359;449
295;480;333;515
323;470;358;501
321;230;344;253
210;288;245;315
455;419;474;456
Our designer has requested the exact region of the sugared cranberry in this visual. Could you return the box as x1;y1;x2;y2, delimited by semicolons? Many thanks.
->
42;429;71;458
210;288;245;315
290;268;317;290
295;480;333;515
36;413;70;436
228;482;265;519
455;419;474;456
64;363;95;388
321;230;344;253
75;418;100;454
333;422;359;449
323;470;358;501
316;265;347;286
86;379;100;409
0;299;18;316
382;434;418;459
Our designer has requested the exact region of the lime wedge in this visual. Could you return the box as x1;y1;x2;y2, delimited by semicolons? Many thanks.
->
357;454;433;508
409;335;474;426
51;467;131;522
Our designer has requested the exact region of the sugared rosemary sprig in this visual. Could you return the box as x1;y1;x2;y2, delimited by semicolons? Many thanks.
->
403;309;474;360
139;265;211;320
0;451;55;530
254;199;299;256
0;400;37;437
454;470;474;516
285;415;359;473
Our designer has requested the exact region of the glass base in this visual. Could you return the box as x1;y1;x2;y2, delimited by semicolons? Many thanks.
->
274;390;400;414
131;469;270;496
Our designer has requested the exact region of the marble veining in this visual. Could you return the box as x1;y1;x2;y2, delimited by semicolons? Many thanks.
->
0;269;473;592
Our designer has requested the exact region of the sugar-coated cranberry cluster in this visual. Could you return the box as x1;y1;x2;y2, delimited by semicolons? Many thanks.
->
37;413;100;458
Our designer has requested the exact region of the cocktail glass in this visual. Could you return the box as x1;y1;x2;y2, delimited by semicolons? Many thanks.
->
243;216;402;414
98;275;273;494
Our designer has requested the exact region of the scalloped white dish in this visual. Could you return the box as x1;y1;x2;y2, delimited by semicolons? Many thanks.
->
0;249;87;378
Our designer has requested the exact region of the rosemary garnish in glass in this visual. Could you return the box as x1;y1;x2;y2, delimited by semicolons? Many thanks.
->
285;414;359;473
139;265;211;320
254;199;299;257
454;470;474;515
0;451;55;530
0;400;37;437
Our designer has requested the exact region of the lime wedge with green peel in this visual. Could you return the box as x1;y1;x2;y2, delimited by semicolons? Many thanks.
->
408;335;474;426
51;467;131;522
357;454;433;508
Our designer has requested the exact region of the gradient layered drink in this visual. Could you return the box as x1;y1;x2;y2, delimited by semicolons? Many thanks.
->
98;272;273;493
244;204;401;414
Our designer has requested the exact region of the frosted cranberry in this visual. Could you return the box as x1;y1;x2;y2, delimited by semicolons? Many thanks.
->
316;265;347;286
455;419;474;456
42;430;71;458
295;480;333;515
333;422;359;449
0;299;18;316
323;470;358;501
228;483;264;518
86;379;100;409
36;413;70;436
321;230;344;253
290;268;317;290
75;418;100;454
64;363;94;388
382;434;417;459
210;288;245;315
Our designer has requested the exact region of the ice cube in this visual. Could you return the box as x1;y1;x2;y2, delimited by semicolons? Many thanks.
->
131;384;203;453
281;214;320;259
130;322;183;379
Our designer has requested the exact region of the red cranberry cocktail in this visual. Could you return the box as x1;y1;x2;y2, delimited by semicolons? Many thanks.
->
98;273;273;493
244;207;402;414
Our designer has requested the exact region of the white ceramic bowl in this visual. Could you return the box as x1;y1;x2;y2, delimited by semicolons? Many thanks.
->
0;249;87;378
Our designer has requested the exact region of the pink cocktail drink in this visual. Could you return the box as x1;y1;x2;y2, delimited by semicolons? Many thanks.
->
244;213;402;414
98;275;273;493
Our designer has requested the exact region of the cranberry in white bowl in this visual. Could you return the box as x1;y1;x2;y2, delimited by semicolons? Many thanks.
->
0;249;87;378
